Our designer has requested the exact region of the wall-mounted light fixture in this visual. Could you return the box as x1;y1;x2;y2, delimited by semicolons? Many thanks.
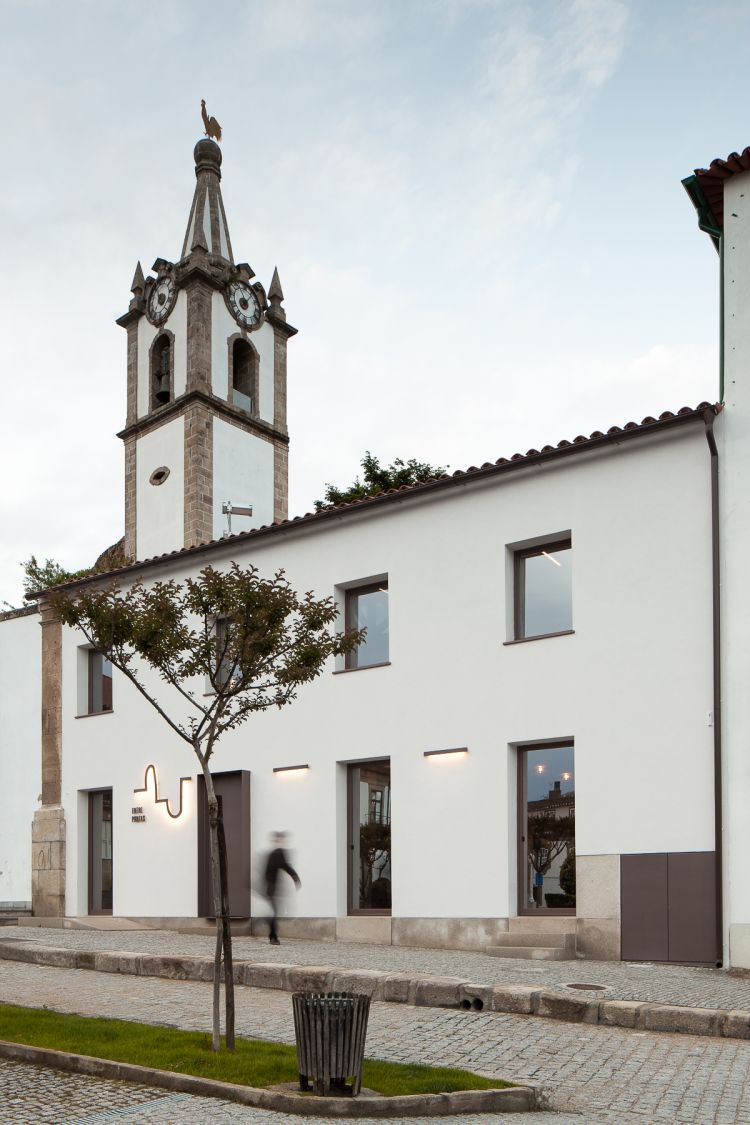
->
134;764;192;819
423;747;469;760
273;764;310;775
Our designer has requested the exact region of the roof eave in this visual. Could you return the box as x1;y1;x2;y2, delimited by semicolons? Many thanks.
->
27;403;716;603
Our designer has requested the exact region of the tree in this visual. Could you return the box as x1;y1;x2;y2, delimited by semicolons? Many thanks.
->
47;563;362;1051
22;540;131;599
314;451;446;510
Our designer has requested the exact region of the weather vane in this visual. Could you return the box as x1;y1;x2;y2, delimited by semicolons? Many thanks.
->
200;100;222;143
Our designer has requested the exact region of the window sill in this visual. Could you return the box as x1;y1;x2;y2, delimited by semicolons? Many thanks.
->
503;629;575;646
74;710;114;719
333;661;391;675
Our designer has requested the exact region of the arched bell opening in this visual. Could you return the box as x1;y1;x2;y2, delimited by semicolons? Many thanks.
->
231;337;258;413
150;332;173;411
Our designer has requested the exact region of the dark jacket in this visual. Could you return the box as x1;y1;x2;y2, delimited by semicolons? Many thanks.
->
264;847;299;895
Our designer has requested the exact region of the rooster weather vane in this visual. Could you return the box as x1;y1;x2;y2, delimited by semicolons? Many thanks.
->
200;100;222;142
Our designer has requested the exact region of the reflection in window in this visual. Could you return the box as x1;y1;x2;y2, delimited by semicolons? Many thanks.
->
349;761;391;911
521;744;575;912
88;652;113;714
515;540;572;639
346;582;389;669
89;789;113;914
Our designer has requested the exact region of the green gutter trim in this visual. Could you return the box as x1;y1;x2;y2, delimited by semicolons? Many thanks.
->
682;174;722;252
720;233;725;403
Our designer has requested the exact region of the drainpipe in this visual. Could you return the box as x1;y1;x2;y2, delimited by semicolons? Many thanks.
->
703;405;723;967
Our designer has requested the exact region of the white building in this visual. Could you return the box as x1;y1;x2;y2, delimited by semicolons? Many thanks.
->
2;135;749;968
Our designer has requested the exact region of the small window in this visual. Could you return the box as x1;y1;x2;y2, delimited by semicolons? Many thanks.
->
346;581;389;669
232;339;257;412
151;334;172;410
88;652;113;714
214;617;234;688
514;539;572;640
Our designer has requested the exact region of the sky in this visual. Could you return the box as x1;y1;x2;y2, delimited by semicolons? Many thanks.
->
0;0;746;606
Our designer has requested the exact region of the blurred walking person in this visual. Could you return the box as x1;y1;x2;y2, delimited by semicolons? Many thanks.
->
263;831;301;945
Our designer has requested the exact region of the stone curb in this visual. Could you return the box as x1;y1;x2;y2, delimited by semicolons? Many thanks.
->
0;1039;536;1117
3;939;750;1042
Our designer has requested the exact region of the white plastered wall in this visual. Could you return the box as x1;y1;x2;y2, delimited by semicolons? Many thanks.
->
0;612;41;906
212;420;274;539
62;623;199;918
136;315;159;419
719;171;750;967
171;290;187;398
58;427;714;924
135;417;185;560
136;294;185;412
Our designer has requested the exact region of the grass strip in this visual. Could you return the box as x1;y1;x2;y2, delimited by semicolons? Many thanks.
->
0;1003;510;1096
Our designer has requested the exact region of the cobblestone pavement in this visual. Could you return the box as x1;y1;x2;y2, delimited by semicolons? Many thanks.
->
3;960;750;1123
5;925;749;1011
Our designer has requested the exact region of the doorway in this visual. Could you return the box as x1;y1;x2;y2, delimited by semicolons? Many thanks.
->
348;760;391;914
197;770;251;918
88;789;113;915
518;743;575;915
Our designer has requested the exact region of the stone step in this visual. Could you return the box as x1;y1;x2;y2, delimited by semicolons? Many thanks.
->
485;943;577;961
490;931;576;950
508;915;576;934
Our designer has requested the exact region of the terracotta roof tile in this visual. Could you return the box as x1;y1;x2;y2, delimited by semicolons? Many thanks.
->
29;402;717;597
692;147;750;231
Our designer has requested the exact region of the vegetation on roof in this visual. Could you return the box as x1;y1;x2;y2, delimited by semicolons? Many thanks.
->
314;451;447;510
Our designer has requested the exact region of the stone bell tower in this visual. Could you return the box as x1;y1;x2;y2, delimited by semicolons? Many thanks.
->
116;138;296;562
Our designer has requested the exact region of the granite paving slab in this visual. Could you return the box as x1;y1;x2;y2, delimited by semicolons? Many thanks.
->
4;926;750;1011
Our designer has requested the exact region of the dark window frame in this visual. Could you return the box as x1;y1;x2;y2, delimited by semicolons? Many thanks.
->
344;581;389;671
347;760;392;917
516;740;576;918
513;537;572;641
87;650;113;715
88;788;113;916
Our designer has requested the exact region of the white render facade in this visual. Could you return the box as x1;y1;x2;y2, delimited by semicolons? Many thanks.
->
3;134;750;967
54;417;716;961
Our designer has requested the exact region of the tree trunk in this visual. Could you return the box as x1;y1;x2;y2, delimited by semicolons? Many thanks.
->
217;795;235;1050
199;758;224;1052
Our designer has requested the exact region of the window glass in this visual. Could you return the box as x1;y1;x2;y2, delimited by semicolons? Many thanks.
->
521;744;575;912
346;584;389;668
519;543;572;638
88;652;113;714
349;761;391;911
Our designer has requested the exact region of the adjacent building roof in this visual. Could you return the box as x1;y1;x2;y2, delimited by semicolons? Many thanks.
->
27;402;716;600
684;146;750;248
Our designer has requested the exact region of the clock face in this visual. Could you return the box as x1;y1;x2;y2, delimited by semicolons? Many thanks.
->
227;280;261;328
147;275;176;324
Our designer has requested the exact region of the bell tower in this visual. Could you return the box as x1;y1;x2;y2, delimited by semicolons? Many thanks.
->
116;137;296;562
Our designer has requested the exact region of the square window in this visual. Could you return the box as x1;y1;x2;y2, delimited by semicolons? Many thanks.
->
88;651;113;714
345;582;389;669
514;539;572;640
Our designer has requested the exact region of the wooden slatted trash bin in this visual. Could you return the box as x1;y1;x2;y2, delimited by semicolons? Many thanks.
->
292;991;371;1096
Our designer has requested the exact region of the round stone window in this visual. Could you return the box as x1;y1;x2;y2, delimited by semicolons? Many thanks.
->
149;466;171;486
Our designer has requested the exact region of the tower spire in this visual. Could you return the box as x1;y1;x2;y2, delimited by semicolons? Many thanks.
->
180;139;234;263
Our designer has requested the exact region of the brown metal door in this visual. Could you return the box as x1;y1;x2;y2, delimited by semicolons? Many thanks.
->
667;852;717;964
620;853;668;961
197;770;251;918
620;851;717;964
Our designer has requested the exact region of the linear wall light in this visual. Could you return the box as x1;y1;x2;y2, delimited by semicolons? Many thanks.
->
423;747;469;759
273;764;310;774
